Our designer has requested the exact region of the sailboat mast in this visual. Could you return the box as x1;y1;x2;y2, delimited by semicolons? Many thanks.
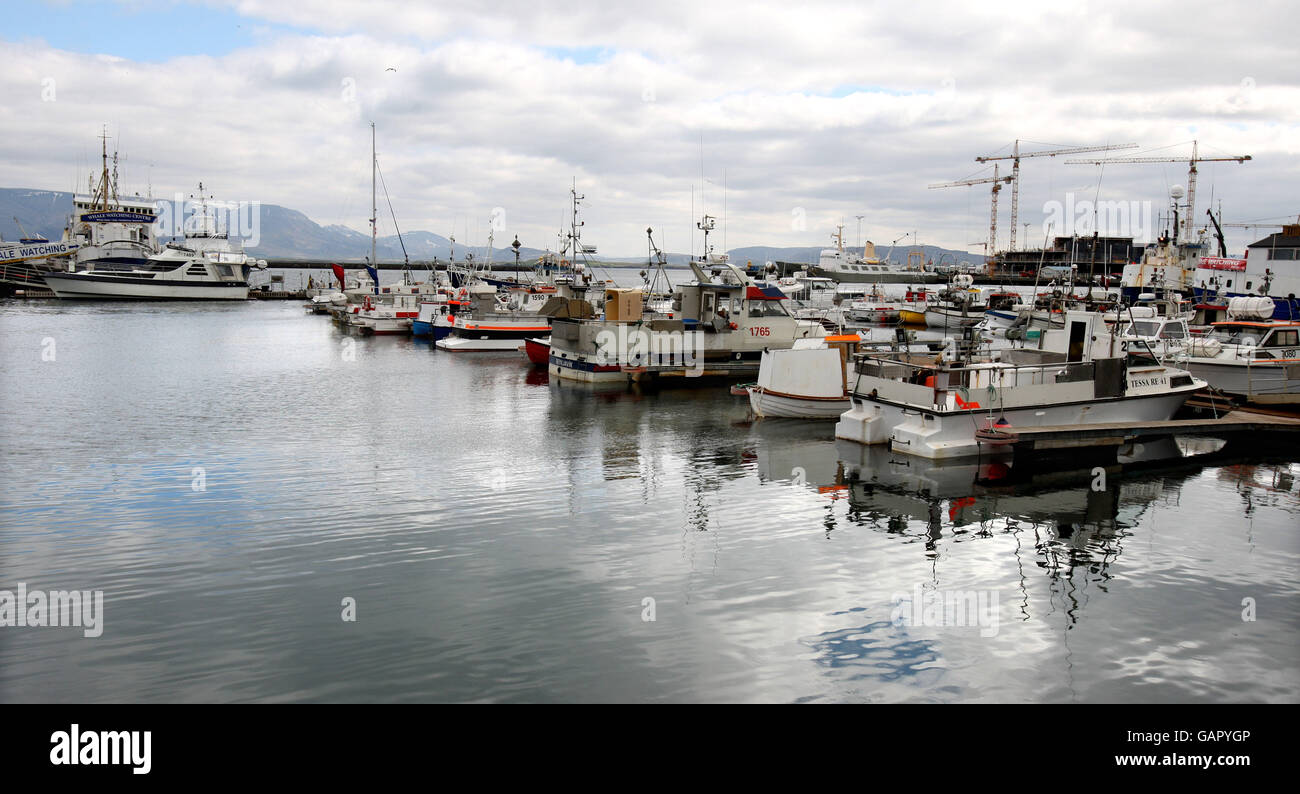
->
370;122;377;269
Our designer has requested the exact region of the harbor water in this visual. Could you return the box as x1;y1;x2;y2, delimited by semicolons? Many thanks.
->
1;298;1297;702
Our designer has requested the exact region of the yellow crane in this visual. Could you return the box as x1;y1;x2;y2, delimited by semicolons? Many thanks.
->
929;165;1012;271
976;140;1138;251
1066;141;1251;243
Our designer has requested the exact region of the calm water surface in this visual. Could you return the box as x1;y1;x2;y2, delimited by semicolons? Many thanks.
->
2;298;1297;702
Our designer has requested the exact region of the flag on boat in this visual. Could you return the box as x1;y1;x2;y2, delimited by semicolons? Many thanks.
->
331;263;346;289
365;265;379;294
745;284;786;301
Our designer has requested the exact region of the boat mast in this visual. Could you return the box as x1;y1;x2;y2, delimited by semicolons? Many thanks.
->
370;121;377;273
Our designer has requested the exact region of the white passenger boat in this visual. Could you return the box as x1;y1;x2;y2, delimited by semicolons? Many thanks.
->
807;225;942;284
835;310;1205;459
749;334;862;418
42;188;264;300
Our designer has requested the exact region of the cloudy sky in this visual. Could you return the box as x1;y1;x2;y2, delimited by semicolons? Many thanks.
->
4;0;1298;257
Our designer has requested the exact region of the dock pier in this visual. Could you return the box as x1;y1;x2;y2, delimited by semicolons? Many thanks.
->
1000;408;1300;464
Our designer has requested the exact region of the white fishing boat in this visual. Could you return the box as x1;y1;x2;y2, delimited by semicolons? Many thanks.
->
835;310;1205;459
549;211;825;382
434;283;553;351
42;186;265;300
1192;223;1300;320
1181;298;1300;404
1117;314;1192;360
748;334;862;418
345;284;424;335
923;275;988;328
846;284;904;324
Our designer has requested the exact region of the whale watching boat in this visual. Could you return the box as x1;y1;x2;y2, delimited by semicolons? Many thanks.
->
42;185;265;300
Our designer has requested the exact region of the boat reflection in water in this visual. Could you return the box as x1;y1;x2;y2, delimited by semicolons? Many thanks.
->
745;419;1298;701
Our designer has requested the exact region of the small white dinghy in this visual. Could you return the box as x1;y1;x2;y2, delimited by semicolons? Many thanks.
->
748;334;861;419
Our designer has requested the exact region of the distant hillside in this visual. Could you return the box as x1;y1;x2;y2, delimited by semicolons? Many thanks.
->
1;188;981;266
0;189;72;241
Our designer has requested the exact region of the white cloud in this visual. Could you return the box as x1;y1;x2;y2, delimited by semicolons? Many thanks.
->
3;0;1298;256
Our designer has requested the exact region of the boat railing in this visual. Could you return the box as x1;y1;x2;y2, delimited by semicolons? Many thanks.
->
849;351;1107;409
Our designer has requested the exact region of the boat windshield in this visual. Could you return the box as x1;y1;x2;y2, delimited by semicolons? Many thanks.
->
1209;326;1263;346
749;300;790;318
1128;320;1161;337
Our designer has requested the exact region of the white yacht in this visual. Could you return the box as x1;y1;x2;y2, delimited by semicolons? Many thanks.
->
43;189;264;300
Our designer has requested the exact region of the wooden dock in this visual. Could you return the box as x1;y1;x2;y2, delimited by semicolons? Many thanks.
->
1004;408;1300;461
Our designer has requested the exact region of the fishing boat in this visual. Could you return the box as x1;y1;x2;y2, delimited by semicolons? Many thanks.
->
897;288;935;324
1116;313;1192;360
846;284;903;324
521;337;550;365
549;256;826;383
923;275;988;328
748;334;862;418
345;284;424;335
1191;223;1300;320
1181;298;1300;404
43;186;265;300
434;283;552;351
835;310;1205;459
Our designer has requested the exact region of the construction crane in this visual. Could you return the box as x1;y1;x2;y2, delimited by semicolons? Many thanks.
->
1066;140;1251;244
929;165;1013;270
976;140;1138;251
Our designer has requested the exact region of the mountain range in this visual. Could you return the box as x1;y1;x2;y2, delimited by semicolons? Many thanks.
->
0;188;980;268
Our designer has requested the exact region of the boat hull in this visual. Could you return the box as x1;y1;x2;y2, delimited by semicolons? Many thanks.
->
1183;358;1300;404
836;388;1200;460
437;333;550;352
808;267;946;284
749;387;849;419
43;273;248;300
524;337;551;365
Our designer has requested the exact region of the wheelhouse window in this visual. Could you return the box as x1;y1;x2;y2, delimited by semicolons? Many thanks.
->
1270;330;1298;347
